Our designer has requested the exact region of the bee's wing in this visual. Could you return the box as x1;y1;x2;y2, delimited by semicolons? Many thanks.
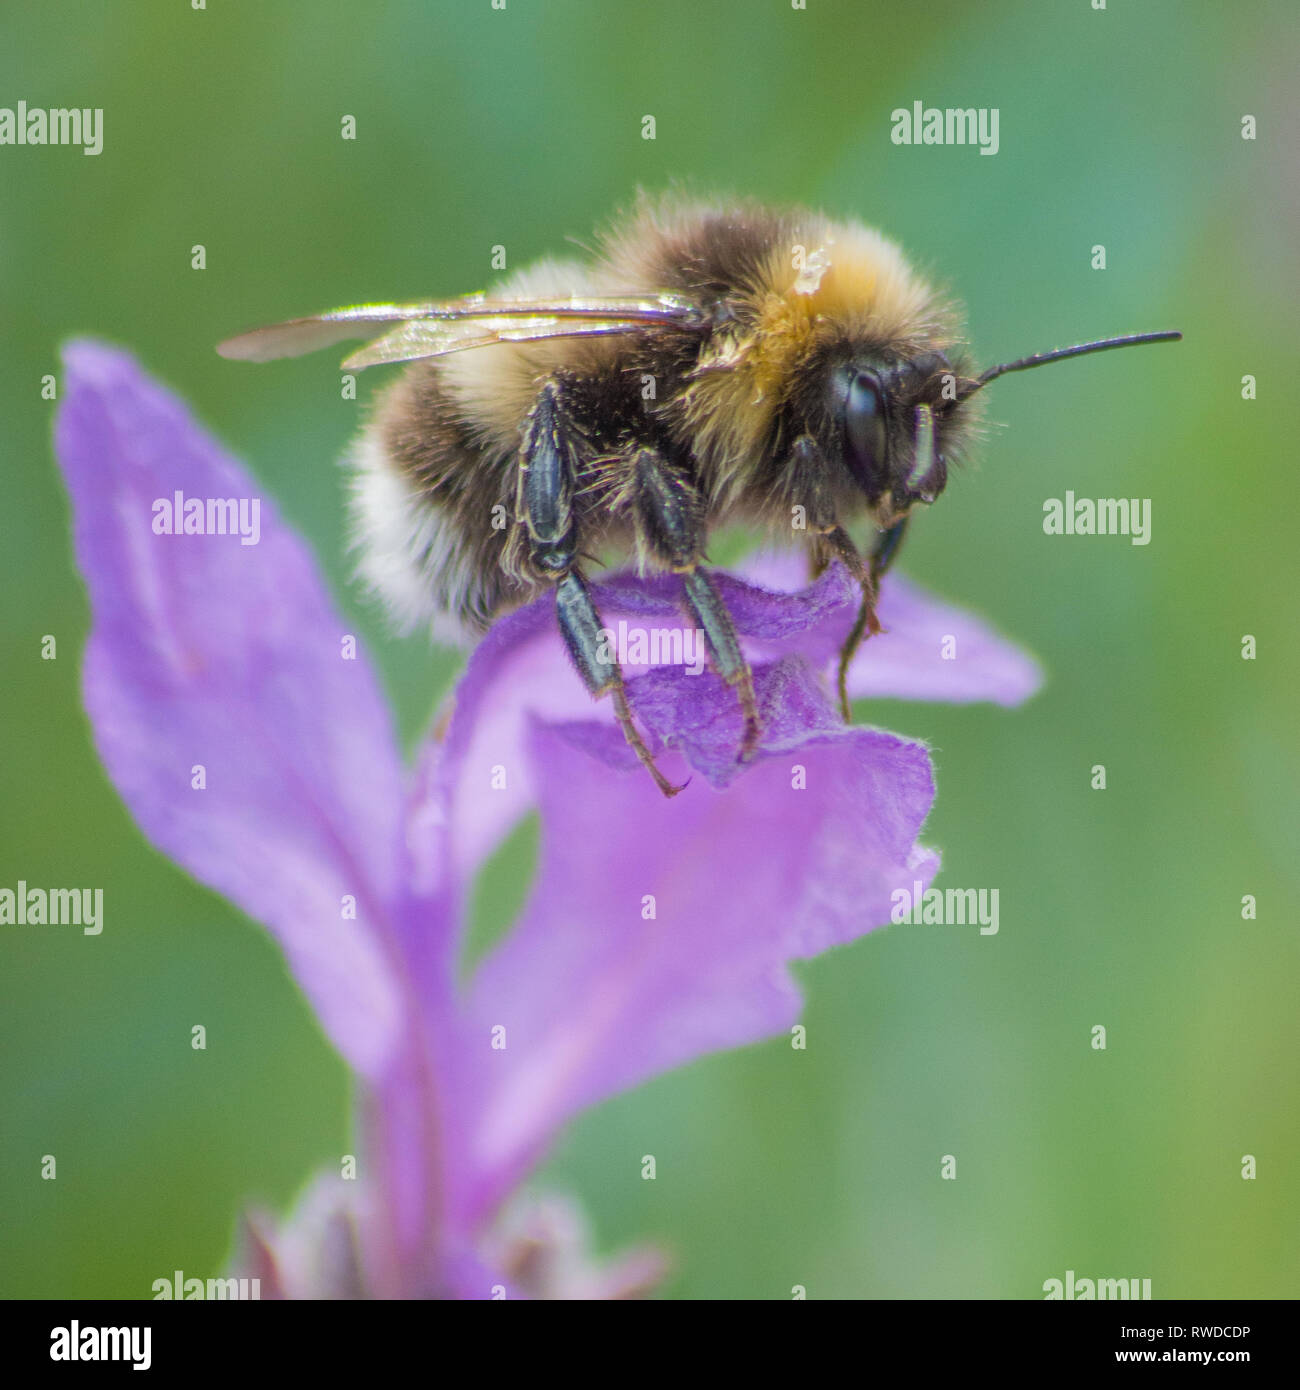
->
217;295;699;366
339;314;669;368
216;305;427;362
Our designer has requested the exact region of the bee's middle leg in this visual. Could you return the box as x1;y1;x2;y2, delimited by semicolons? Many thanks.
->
624;446;761;762
520;382;684;798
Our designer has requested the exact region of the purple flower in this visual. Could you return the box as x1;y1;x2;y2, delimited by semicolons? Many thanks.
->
54;342;1040;1298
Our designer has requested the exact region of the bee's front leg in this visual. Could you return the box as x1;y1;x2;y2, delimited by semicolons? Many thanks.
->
790;433;906;720
520;382;685;798
824;515;912;720
869;514;910;584
623;446;761;764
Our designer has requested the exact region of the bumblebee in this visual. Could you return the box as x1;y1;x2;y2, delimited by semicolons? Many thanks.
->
219;194;1179;796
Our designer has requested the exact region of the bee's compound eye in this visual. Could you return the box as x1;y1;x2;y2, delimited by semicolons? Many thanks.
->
845;372;887;488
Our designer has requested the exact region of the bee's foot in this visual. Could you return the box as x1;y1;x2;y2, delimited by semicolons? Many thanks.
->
737;714;762;764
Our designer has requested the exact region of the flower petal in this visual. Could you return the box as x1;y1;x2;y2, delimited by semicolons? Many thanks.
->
479;1192;669;1300
54;341;406;1078
457;699;938;1219
430;563;860;882
740;549;1043;705
431;554;1036;894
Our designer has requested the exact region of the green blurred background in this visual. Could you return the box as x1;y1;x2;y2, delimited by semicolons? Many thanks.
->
2;0;1296;1299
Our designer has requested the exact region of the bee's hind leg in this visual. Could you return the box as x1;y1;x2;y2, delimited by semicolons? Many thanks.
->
624;447;761;763
521;382;684;798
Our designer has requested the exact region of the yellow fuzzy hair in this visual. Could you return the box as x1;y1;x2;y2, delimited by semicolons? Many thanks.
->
597;193;959;503
438;195;960;494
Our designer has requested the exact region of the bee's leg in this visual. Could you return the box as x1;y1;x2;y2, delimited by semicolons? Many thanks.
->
553;570;685;798
625;447;761;762
870;515;910;583
796;440;840;583
823;527;878;721
827;517;911;720
788;433;906;719
521;384;684;798
790;431;881;641
682;566;762;760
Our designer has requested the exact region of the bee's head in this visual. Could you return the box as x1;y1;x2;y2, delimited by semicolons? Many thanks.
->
822;329;1182;522
825;350;971;520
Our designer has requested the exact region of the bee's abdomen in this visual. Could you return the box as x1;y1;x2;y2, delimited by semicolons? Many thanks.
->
348;361;530;640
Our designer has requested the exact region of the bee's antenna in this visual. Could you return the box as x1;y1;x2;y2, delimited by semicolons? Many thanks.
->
959;330;1182;400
